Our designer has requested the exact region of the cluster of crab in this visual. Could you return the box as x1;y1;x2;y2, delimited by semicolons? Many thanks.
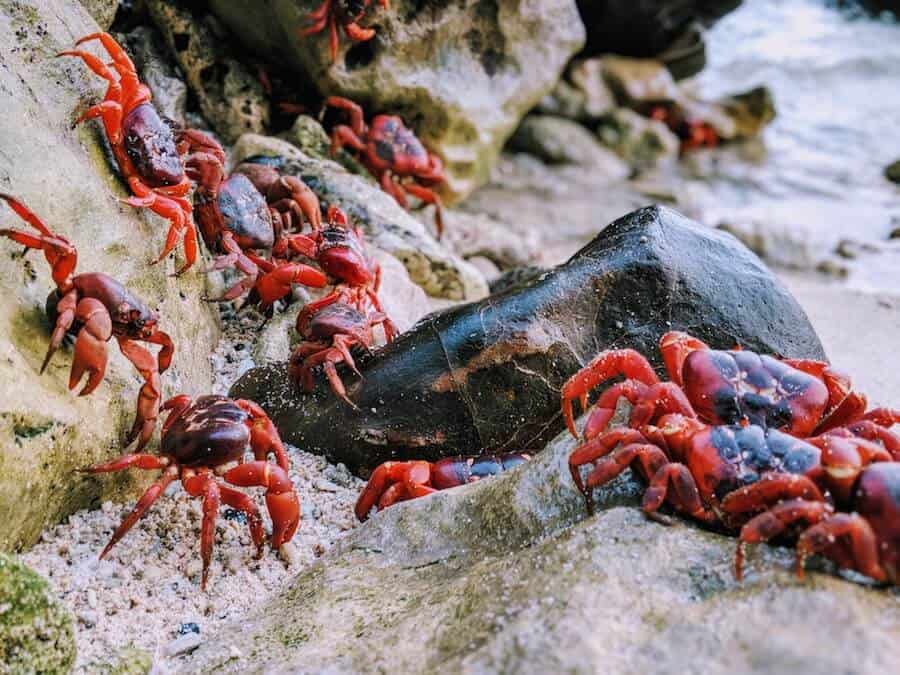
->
357;332;900;586
0;32;442;588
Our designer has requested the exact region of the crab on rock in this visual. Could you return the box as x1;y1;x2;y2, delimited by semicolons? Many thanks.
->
179;134;327;302
283;206;397;339
288;300;393;406
569;413;899;583
0;194;173;450
83;395;299;589
561;330;897;445
355;453;531;521
324;96;446;238
59;33;197;273
302;0;389;63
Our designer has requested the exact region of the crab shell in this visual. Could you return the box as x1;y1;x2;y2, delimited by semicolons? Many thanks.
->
161;395;251;467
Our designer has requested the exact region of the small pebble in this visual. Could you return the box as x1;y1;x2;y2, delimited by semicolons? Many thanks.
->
177;622;200;636
165;632;202;657
313;478;340;493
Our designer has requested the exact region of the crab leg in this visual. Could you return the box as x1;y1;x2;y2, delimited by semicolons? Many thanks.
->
355;461;432;521
253;261;328;308
217;483;266;557
117;337;162;452
182;469;222;590
719;473;826;518
734;499;831;580
143;329;174;373
642;461;717;525
404;183;444;240
99;465;178;559
568;428;648;504
40;289;77;374
268;176;323;232
795;513;885;582
658;331;711;386
561;349;660;438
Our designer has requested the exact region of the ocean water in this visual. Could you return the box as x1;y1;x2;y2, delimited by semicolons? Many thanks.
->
684;0;900;291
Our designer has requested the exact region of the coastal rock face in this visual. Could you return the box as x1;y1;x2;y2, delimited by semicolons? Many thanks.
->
231;206;825;472
0;554;76;673
0;0;218;551
146;0;269;142
206;0;586;202
508;115;631;173
231;134;488;300
185;422;900;674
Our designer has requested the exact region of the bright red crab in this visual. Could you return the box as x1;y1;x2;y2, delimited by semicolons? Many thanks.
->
288;300;392;406
324;96;446;238
355;453;531;521
648;104;720;152
561;330;898;445
83;394;299;589
568;413;899;584
179;133;328;302
59;32;197;273
0;194;173;450
302;0;390;64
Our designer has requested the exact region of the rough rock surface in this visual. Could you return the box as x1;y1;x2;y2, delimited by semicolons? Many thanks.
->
231;206;825;472
146;0;268;142
509;114;632;172
231;133;488;300
443;209;543;270
78;0;117;29
184;420;900;674
885;158;900;184
0;554;76;674
207;0;586;202
0;0;218;551
119;25;188;125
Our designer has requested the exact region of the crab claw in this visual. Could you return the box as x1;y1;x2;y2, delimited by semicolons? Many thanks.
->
354;461;433;521
254;262;328;308
224;461;300;548
69;298;113;396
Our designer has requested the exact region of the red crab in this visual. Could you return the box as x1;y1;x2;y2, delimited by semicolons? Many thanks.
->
0;194;173;450
324;96;446;238
83;395;299;589
355;453;531;520
59;33;197;273
569;413;898;583
648;104;720;152
288;300;392;406
302;0;390;63
179;134;328;302
283;206;397;339
561;331;898;446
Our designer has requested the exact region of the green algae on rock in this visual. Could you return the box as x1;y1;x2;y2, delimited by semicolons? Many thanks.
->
0;0;218;552
0;554;76;674
206;0;586;203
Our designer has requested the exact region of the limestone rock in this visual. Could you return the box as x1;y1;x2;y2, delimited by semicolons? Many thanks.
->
79;0;118;29
0;0;218;551
596;108;680;172
442;210;542;270
146;0;268;142
0;554;76;674
567;57;618;119
230;133;488;301
206;0;586;203
509;115;631;175
185;422;900;674
888;159;900;184
534;79;591;121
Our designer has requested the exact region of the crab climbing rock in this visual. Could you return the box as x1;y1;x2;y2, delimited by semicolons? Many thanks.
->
302;0;389;63
83;395;299;589
0;194;174;451
59;32;198;273
324;96;446;238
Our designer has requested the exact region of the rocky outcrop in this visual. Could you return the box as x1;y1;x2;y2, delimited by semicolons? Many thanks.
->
508;115;631;173
230;134;488;300
0;554;76;673
231;206;824;472
184;418;900;674
206;0;586;202
0;0;218;551
146;0;269;142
